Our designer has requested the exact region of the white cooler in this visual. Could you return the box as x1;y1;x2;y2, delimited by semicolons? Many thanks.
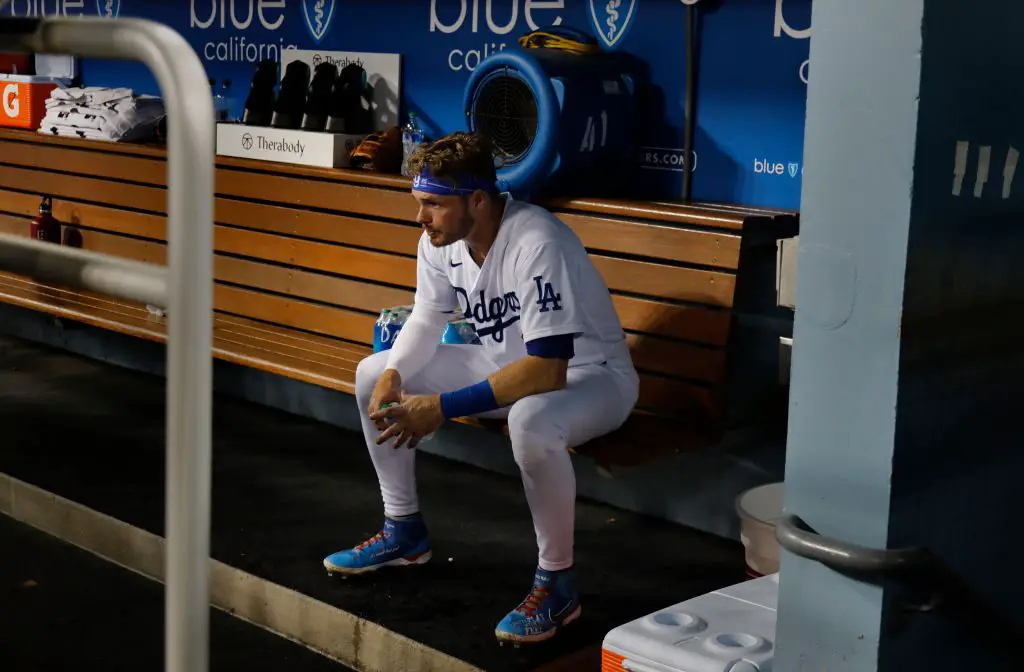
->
602;573;779;672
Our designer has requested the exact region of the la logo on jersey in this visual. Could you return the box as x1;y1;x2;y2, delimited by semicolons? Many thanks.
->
534;276;562;312
589;0;637;49
95;0;120;17
302;0;337;44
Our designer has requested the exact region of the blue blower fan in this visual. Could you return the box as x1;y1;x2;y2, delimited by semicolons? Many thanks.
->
463;26;636;197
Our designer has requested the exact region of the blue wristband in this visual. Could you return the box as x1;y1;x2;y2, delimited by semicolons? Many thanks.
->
440;380;499;419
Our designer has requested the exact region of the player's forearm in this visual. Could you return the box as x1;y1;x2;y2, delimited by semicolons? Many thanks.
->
487;355;568;406
435;355;567;421
384;306;448;382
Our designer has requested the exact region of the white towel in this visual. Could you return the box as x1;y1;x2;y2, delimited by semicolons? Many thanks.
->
37;125;121;141
42;96;164;138
47;86;134;108
39;86;164;142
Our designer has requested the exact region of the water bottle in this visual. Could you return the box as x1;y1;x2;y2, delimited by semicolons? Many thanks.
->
211;78;228;122
401;113;426;177
220;79;236;122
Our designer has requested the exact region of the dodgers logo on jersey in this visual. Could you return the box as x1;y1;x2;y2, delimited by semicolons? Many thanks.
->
302;0;337;44
95;0;120;18
455;287;521;344
534;276;563;313
589;0;638;50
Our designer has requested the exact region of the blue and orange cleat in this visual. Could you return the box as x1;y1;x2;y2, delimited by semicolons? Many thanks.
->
495;567;582;645
323;514;432;576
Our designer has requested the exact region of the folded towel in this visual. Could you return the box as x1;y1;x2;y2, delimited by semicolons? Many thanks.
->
37;125;121;141
47;86;134;108
40;86;164;143
42;96;164;138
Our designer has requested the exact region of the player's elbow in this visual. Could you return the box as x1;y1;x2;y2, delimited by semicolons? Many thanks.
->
531;356;568;393
524;335;573;392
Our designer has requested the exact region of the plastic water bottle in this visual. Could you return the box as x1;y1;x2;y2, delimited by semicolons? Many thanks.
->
211;78;228;122
401;113;426;177
219;79;237;122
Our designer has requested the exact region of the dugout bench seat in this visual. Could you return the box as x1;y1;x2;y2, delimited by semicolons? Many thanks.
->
0;128;798;472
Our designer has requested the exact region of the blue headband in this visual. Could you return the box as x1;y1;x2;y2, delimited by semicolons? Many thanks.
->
412;170;497;196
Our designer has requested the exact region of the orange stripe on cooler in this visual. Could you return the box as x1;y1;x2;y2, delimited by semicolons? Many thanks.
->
601;648;626;672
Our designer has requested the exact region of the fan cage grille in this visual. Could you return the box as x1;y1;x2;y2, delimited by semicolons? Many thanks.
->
472;69;539;165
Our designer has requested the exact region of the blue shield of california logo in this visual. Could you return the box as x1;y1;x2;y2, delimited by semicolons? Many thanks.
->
95;0;120;18
589;0;638;50
303;0;337;44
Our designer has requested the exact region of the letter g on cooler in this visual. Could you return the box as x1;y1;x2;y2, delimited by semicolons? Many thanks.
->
2;84;19;120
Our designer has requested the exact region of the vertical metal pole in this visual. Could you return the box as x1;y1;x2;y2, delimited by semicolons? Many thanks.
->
4;19;215;672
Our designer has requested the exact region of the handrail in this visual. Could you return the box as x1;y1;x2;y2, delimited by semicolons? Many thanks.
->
0;17;214;672
777;513;1024;651
0;234;167;306
775;514;930;574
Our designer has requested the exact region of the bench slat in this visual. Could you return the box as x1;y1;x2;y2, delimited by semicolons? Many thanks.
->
0;268;718;418
0;207;735;348
5;208;731;384
0;145;746;270
0;273;362;393
0;184;737;307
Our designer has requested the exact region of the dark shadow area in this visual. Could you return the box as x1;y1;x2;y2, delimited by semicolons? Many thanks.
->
0;516;346;671
0;334;746;672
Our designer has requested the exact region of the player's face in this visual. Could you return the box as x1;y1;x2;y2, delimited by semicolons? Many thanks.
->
412;191;477;247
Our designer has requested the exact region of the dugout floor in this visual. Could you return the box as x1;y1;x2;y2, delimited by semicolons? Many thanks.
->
0;334;746;671
0;514;351;671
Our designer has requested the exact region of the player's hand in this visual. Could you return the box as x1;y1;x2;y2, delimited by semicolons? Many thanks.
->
369;369;403;431
370;393;445;450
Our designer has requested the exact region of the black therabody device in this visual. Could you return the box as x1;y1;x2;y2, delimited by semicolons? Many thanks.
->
301;62;338;132
326;62;373;135
242;59;278;127
271;60;311;130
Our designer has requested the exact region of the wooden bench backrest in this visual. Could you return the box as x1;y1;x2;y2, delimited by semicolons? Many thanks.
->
0;129;795;422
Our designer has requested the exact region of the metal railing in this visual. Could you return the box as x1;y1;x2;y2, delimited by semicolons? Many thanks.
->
0;17;214;672
777;513;1024;651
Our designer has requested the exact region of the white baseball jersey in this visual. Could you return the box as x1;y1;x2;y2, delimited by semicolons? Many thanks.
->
413;198;632;369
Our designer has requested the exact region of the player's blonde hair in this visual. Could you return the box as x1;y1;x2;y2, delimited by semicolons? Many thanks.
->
406;132;498;189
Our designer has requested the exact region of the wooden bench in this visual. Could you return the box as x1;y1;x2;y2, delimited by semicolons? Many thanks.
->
0;128;798;471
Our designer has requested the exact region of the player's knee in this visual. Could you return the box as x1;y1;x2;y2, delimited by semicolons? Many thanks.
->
355;351;388;404
508;397;563;472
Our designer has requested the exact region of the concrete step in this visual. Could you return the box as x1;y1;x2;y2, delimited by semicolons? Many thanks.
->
0;335;747;671
0;514;349;670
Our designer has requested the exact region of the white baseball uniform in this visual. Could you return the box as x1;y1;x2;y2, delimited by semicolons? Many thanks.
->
355;198;639;571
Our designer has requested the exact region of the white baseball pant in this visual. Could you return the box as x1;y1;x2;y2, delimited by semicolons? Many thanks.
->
354;344;639;571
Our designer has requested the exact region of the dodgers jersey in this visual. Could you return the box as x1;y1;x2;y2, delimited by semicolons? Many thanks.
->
414;198;632;369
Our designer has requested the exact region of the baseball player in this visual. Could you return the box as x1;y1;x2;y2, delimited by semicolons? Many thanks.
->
323;132;639;644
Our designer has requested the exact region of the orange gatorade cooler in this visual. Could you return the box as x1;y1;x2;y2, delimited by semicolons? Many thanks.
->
602;573;779;672
0;75;58;130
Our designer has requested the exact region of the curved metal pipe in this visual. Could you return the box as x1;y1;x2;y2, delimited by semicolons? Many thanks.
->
2;18;215;672
775;514;929;573
0;233;167;307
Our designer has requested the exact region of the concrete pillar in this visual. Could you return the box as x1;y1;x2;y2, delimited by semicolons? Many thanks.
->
776;1;1023;669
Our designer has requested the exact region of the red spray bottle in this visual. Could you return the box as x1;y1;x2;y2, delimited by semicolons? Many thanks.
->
31;195;60;243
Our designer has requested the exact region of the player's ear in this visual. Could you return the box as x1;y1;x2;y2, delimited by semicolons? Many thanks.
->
469;189;487;210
